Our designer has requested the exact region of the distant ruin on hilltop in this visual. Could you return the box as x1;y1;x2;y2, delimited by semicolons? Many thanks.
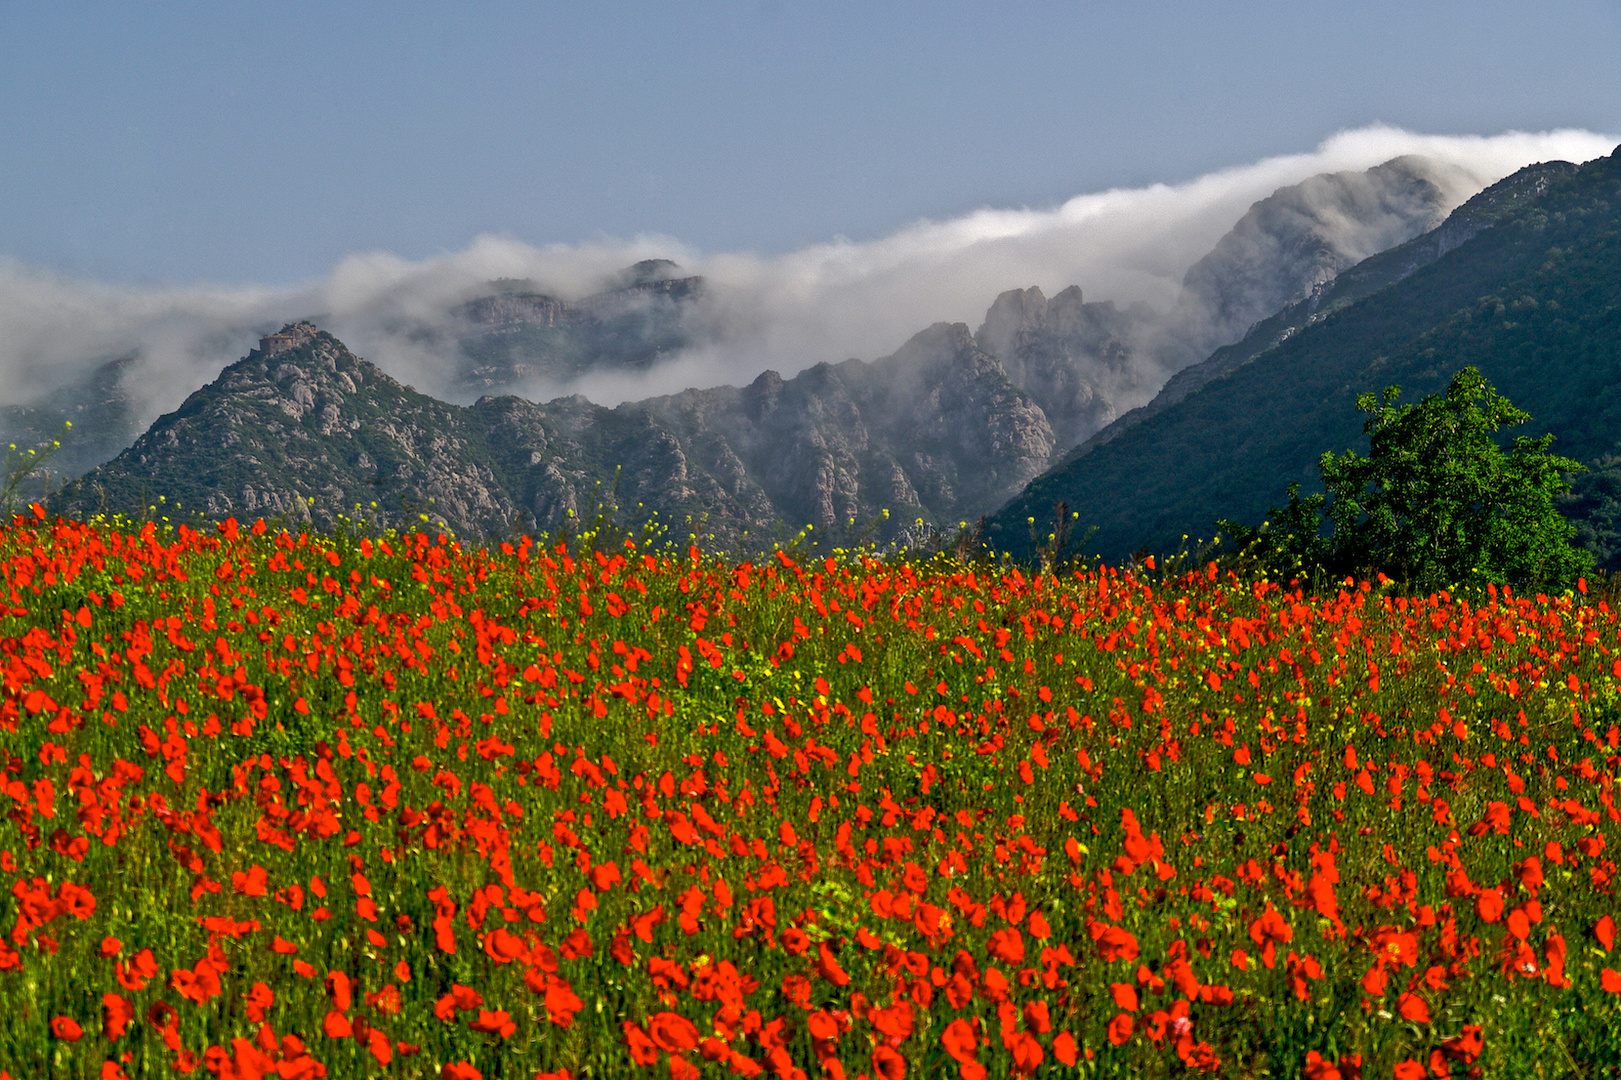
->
258;322;319;356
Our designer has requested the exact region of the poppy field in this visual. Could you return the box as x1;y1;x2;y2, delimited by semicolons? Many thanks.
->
4;509;1621;1079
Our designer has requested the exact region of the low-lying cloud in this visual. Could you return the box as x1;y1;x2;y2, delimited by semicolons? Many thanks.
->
0;125;1613;433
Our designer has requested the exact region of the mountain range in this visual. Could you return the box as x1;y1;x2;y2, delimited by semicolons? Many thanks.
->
46;148;1618;565
990;144;1621;568
52;318;1055;547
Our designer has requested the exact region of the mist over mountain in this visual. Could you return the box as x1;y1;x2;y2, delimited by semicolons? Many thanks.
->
44;144;1553;547
450;261;707;397
1066;158;1582;460
1166;155;1476;360
988;145;1621;567
53;321;1055;546
0;127;1609;486
930;153;1477;453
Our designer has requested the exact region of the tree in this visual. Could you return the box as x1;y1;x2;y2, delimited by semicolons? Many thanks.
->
1222;367;1592;589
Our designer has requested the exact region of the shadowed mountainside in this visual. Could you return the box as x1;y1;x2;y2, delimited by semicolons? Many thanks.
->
988;147;1621;568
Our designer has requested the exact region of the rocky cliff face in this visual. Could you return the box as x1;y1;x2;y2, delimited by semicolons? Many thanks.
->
1168;155;1477;361
56;320;1053;548
1064;160;1584;462
641;322;1054;535
973;285;1140;448
56;329;518;532
40;158;1501;545
964;156;1481;457
452;260;705;397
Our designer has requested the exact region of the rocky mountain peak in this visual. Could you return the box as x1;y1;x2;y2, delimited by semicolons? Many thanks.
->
223;326;384;427
970;285;1136;451
451;261;706;397
257;321;320;357
1171;155;1477;359
743;369;786;421
616;258;685;287
976;287;1052;360
884;321;984;377
974;285;1097;358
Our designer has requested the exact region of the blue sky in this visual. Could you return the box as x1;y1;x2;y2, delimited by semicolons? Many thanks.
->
2;1;1618;286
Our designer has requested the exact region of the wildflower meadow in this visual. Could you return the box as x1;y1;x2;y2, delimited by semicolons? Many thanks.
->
4;507;1621;1078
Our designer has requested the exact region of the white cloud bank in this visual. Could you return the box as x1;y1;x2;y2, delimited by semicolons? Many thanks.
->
0;125;1613;427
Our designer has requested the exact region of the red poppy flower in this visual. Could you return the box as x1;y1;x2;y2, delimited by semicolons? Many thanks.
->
366;1027;392;1066
1093;925;1139;963
871;1045;906;1080
50;1016;82;1042
325;970;352;1011
1007;1030;1044;1074
1109;982;1139;1011
102;993;135;1040
561;927;594;959
1397;993;1431;1024
484;928;527;964
1248;906;1293;969
612;928;636;966
116;948;159;991
469;1009;516;1038
649;1011;701;1053
243;982;274;1023
1052;1031;1078;1066
543;974;585;1028
1107;1012;1133;1045
940;1018;976;1064
1439;1025;1484;1064
1301;1051;1344;1080
322;1011;353;1039
623;1021;659;1065
816;941;851;986
987;928;1024;964
802;1011;835;1043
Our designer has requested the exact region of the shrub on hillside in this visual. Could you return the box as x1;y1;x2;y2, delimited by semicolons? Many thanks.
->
1221;366;1592;588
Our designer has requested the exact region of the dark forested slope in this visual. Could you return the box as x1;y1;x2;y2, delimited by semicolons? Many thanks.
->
988;147;1621;567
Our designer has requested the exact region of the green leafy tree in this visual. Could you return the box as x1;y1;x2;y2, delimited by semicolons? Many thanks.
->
1222;367;1592;588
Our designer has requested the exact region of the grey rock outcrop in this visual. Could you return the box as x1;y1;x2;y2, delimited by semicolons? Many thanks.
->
452;266;706;396
1169;155;1478;361
1065;159;1584;463
974;285;1138;448
967;156;1482;458
56;321;1054;548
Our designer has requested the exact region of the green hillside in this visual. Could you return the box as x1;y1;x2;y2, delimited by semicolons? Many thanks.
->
989;145;1621;569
